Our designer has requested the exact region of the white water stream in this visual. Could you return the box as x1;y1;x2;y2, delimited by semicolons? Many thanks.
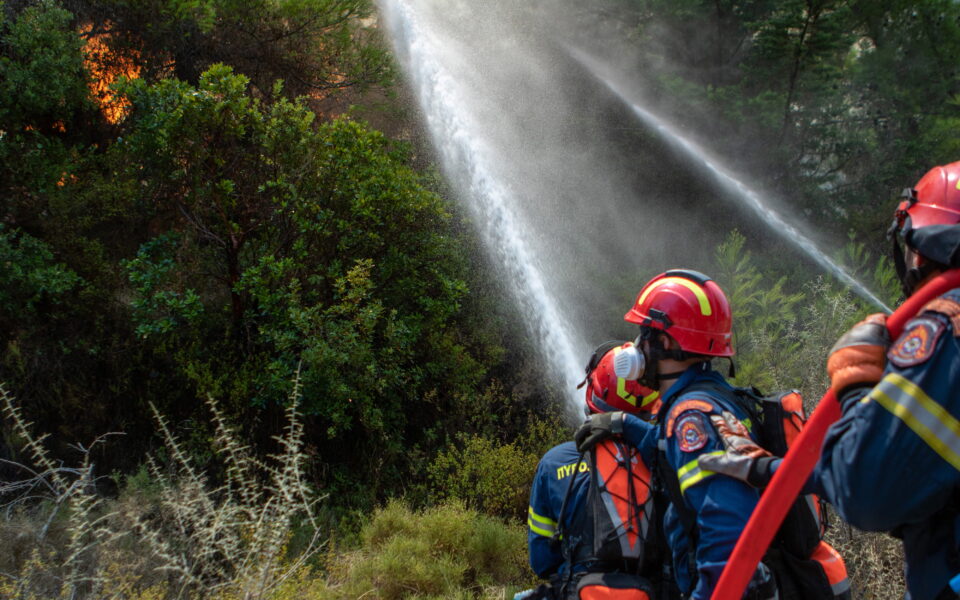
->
378;0;587;411
570;49;892;313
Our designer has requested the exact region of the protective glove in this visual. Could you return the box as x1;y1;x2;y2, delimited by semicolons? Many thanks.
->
826;313;890;398
574;411;624;453
697;411;775;488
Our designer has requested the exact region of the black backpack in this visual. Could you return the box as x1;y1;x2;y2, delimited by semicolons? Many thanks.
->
656;381;850;600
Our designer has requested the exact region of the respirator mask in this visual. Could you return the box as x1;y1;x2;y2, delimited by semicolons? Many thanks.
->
612;339;647;384
613;329;689;388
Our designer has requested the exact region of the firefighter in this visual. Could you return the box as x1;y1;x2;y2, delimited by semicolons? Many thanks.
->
813;161;960;599
575;270;778;600
694;161;960;599
525;341;663;599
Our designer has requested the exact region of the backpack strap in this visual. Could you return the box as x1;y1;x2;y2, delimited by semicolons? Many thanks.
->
656;436;699;586
555;450;588;598
554;451;586;582
649;474;681;600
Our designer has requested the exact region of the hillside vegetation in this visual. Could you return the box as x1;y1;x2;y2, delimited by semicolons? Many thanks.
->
3;0;957;597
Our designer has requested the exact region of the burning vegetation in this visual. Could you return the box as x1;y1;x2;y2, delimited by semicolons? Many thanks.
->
80;23;141;123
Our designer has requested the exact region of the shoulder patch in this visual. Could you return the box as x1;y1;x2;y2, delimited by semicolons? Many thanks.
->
922;296;960;336
666;399;714;438
888;316;945;368
676;412;709;453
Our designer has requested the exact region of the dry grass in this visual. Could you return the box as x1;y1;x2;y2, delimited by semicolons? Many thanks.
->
825;516;906;599
0;372;325;600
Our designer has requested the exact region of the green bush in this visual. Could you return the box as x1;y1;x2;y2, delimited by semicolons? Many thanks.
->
319;499;531;600
427;434;539;521
107;63;500;503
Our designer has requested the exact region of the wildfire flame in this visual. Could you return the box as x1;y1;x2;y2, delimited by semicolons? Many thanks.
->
81;23;141;124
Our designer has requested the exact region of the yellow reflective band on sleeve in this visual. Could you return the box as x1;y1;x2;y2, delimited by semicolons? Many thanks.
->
528;506;557;538
637;277;712;316
613;347;638;406
677;451;723;495
866;373;960;472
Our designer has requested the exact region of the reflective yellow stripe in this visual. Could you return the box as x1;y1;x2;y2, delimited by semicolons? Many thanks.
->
677;456;703;478
528;506;557;527
677;451;723;495
528;517;554;538
866;373;960;471
637;277;712;316
528;506;557;538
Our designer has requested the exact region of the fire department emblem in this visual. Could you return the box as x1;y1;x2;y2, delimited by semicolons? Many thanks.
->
667;399;714;437
677;413;709;453
889;316;944;368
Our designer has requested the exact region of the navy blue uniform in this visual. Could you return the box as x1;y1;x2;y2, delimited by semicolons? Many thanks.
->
625;363;773;600
816;289;960;600
527;441;591;578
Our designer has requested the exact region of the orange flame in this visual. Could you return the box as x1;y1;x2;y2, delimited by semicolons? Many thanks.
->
81;23;141;124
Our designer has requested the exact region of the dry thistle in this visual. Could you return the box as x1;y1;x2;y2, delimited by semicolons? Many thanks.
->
1;368;326;600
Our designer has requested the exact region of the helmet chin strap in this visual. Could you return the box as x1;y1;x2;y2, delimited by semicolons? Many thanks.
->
638;331;694;387
892;229;938;296
655;370;686;381
889;212;942;297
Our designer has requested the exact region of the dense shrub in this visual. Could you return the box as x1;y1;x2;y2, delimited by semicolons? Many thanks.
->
317;499;532;600
1;1;532;505
428;434;539;520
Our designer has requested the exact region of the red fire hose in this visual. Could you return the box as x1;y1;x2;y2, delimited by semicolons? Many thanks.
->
711;269;960;600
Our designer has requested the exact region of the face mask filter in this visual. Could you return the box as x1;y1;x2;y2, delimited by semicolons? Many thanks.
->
613;343;645;381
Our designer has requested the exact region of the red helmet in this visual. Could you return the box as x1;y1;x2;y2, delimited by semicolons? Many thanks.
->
624;269;733;357
585;342;660;415
889;161;960;293
894;161;960;230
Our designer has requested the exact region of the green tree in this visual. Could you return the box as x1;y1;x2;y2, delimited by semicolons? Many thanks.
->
116;65;491;502
614;0;960;276
0;2;532;506
0;2;157;459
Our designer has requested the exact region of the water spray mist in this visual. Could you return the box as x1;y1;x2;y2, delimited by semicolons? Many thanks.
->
570;48;892;313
